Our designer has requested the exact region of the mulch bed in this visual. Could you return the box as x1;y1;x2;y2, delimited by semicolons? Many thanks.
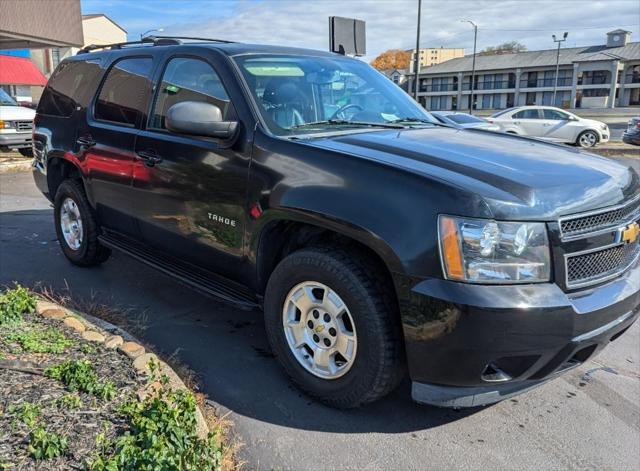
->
0;311;142;470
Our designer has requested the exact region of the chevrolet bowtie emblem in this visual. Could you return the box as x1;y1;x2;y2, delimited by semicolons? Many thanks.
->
620;222;640;244
315;325;325;333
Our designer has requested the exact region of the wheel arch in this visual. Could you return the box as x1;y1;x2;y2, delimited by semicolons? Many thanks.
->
252;209;404;298
46;154;87;201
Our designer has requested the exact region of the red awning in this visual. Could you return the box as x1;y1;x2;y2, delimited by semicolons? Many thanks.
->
0;55;47;86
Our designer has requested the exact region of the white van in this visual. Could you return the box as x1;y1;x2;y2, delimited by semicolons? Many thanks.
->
0;89;35;156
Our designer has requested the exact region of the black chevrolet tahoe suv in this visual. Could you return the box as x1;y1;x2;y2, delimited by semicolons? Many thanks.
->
32;37;640;409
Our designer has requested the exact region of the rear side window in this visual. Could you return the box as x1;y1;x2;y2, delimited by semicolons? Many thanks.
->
37;60;102;117
150;57;232;130
513;109;540;119
94;57;153;126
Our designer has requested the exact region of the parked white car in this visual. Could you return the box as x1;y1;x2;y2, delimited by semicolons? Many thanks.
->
0;89;35;156
487;106;609;148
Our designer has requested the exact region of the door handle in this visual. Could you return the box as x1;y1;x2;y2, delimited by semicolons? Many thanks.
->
136;150;162;167
76;136;96;147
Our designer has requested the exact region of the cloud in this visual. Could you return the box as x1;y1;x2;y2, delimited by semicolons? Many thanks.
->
160;0;638;60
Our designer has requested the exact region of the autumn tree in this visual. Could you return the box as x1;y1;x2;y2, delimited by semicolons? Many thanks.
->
370;49;411;71
479;41;527;55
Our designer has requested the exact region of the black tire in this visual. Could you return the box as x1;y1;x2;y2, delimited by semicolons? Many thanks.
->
264;246;405;408
18;148;33;157
54;179;111;266
576;130;599;148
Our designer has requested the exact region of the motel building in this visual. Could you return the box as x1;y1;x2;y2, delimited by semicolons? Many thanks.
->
413;30;639;111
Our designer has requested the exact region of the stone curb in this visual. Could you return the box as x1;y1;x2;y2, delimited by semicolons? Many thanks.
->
0;159;32;173
34;299;209;439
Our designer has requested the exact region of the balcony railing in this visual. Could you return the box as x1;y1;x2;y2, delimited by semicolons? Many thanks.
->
520;77;573;88
625;74;640;84
420;83;458;92
459;81;515;91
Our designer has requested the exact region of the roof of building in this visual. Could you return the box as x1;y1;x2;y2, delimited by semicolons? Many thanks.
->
418;40;640;75
82;13;127;34
0;55;47;86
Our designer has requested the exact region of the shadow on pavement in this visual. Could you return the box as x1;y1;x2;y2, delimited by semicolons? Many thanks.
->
1;208;484;434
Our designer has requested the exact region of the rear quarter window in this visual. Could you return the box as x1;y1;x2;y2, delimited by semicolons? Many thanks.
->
37;60;102;117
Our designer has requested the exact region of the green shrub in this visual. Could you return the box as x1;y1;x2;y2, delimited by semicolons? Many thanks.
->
10;402;41;429
89;387;223;470
45;359;116;401
56;393;82;410
5;326;73;354
0;284;36;325
28;426;68;460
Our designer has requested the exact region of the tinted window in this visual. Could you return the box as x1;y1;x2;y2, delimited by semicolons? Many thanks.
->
95;57;153;126
543;109;569;120
151;57;232;130
38;60;102;117
513;109;540;119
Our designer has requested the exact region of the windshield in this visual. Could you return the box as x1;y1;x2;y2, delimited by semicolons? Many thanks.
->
447;113;485;124
0;89;19;106
234;54;437;136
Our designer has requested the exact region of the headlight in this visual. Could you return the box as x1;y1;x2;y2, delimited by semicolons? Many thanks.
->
0;120;14;129
439;215;550;283
601;124;607;130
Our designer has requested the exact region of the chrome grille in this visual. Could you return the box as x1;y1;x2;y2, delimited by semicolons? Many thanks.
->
566;241;640;288
560;196;640;238
15;120;33;131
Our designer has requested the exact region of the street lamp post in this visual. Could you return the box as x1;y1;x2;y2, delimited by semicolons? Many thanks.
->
140;28;164;40
413;0;422;102
552;32;568;106
461;19;477;114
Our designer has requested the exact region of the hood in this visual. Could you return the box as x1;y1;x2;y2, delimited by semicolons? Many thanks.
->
304;126;639;220
0;105;36;120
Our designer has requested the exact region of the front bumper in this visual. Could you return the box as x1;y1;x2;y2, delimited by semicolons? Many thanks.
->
0;131;32;149
403;257;639;407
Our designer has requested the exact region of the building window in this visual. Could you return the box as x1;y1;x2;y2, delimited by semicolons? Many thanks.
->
51;48;61;68
482;94;491;109
581;88;609;97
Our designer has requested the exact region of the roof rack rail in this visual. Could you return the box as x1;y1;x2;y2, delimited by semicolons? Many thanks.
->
76;35;236;55
77;36;181;54
144;35;236;44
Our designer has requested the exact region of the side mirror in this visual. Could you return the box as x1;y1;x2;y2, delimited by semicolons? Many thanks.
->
166;101;238;140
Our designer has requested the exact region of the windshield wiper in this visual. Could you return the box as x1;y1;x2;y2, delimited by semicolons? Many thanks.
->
387;117;435;124
290;119;404;130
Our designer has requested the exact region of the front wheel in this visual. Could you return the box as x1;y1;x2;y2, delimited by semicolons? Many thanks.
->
264;247;404;408
577;130;599;148
18;148;33;157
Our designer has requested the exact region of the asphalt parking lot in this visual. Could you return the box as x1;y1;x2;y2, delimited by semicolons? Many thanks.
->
1;162;639;470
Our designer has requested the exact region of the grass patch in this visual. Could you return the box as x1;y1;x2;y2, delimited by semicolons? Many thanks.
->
10;402;41;429
4;324;73;354
45;359;116;401
0;284;36;325
56;393;82;410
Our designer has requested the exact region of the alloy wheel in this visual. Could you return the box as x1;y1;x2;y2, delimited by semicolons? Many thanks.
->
59;197;83;250
282;281;357;379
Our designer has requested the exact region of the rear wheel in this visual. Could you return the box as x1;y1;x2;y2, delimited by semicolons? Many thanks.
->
54;179;111;266
576;130;599;148
264;246;404;408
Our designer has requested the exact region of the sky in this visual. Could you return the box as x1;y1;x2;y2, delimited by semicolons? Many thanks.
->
81;0;640;61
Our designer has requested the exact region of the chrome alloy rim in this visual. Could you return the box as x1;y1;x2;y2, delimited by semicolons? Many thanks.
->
59;197;83;250
579;132;597;147
282;281;357;379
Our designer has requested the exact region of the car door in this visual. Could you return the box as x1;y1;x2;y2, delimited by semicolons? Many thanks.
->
131;54;249;280
82;55;155;237
511;109;544;136
541;108;576;142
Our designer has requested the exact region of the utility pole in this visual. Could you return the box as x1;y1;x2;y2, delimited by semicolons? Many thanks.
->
461;19;477;114
413;0;422;102
552;32;568;106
